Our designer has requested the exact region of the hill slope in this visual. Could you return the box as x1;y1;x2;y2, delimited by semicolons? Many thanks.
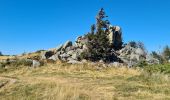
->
0;63;170;100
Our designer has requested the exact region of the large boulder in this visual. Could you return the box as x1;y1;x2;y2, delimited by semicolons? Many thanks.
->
49;53;61;61
118;43;147;67
63;41;72;50
108;25;122;49
135;48;146;57
55;44;63;52
41;51;54;60
60;53;70;61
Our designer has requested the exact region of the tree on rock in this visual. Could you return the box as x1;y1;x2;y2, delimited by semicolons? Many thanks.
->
81;8;118;62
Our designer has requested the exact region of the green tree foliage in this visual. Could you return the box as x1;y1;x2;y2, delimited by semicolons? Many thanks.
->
162;45;170;61
128;41;145;50
90;24;96;34
0;51;2;56
82;8;117;62
151;51;164;63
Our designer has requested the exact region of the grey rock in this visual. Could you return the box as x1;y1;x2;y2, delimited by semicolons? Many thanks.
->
67;59;82;64
110;62;122;67
63;41;72;50
83;44;88;51
130;53;139;61
32;60;40;68
75;36;88;48
81;59;87;63
107;25;122;49
146;55;159;64
99;60;104;63
71;52;79;60
60;53;70;61
135;48;146;56
49;53;60;61
41;51;54;60
67;50;75;55
56;44;63;52
127;60;137;68
60;53;70;58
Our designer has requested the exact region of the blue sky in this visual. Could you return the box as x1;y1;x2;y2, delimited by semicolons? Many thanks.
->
0;0;170;55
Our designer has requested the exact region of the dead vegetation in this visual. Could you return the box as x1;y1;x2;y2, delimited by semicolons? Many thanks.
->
0;63;170;100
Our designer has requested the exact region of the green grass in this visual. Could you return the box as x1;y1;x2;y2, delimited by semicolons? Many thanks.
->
0;63;170;100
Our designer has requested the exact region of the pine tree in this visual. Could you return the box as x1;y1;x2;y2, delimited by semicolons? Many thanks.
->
162;45;170;61
0;51;2;56
90;24;96;34
82;8;117;62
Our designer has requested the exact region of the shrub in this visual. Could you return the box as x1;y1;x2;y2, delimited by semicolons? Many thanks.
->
151;51;164;63
7;59;32;67
162;45;170;62
143;63;170;74
136;60;148;68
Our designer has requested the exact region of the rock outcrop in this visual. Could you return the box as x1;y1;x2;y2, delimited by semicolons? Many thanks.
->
37;25;160;67
107;25;123;49
117;43;147;67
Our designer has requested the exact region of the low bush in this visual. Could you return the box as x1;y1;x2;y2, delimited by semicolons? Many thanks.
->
143;63;170;74
9;59;33;67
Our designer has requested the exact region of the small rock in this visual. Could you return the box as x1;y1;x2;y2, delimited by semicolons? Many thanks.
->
67;59;82;64
110;62;122;67
32;60;40;68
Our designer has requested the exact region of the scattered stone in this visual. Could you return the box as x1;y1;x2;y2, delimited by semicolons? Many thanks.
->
32;60;40;68
67;59;82;64
110;62;122;67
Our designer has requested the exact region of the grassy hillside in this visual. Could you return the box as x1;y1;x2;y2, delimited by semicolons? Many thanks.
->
0;63;170;100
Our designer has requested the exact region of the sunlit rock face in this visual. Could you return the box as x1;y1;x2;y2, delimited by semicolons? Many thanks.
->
107;25;123;49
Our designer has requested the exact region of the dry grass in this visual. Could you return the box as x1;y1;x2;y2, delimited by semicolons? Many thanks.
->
0;63;170;100
0;56;15;60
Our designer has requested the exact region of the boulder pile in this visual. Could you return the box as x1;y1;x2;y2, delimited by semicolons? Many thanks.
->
39;25;160;67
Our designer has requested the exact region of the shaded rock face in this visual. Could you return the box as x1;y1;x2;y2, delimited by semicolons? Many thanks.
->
41;51;54;60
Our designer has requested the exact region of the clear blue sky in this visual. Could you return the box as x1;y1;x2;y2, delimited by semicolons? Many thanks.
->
0;0;170;55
